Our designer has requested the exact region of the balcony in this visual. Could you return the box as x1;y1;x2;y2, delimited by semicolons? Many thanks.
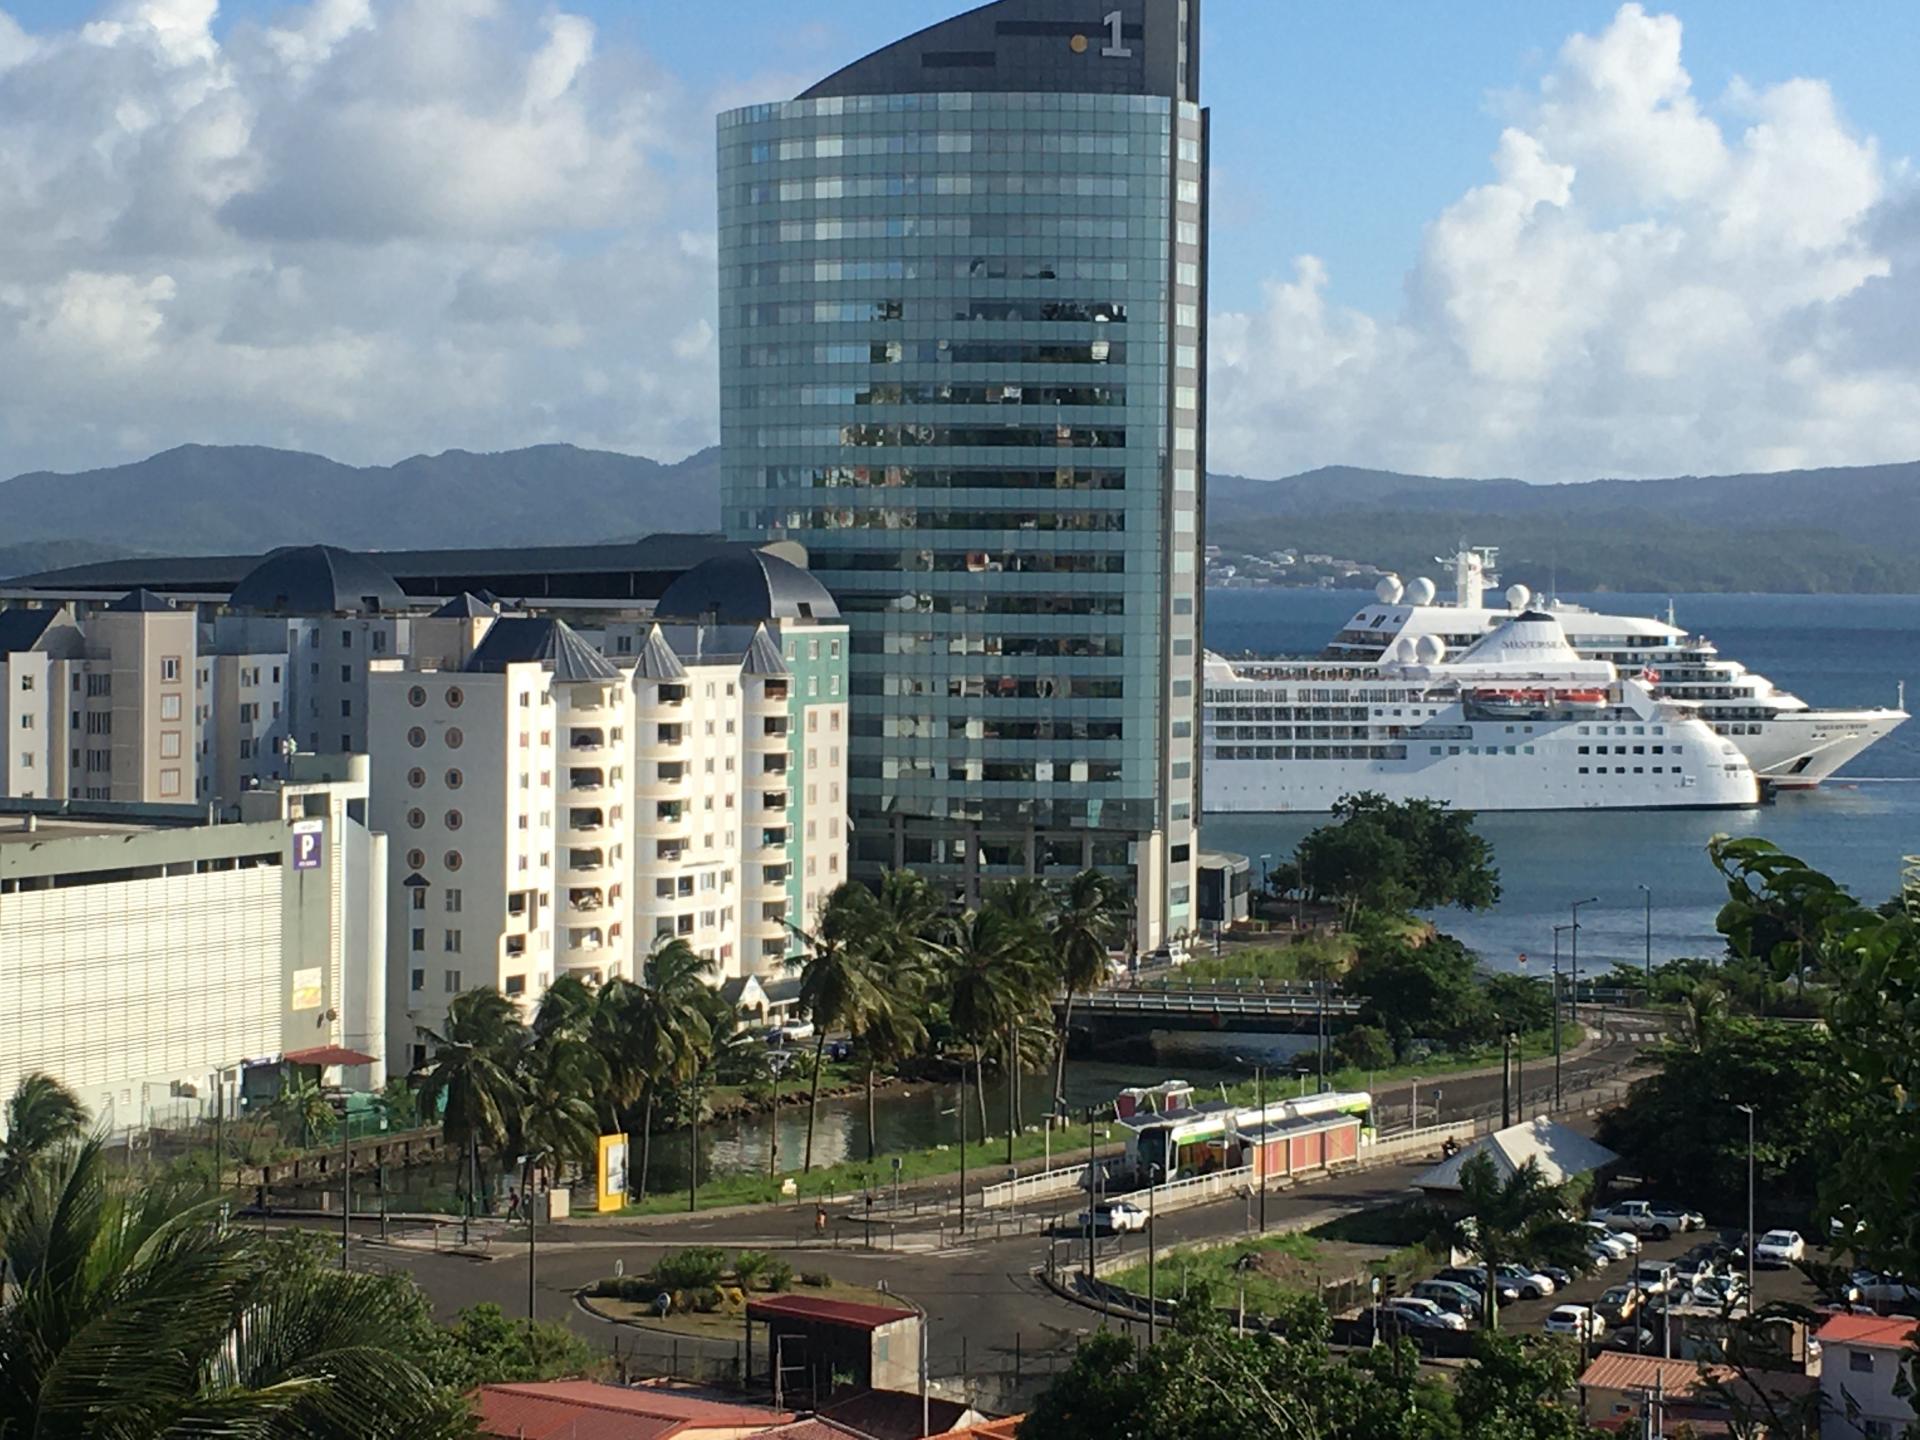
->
569;887;605;912
568;807;604;831
762;755;789;776
761;828;788;849
762;791;789;811
762;718;790;738
568;927;605;951
568;847;606;871
570;728;606;751
761;901;787;924
761;864;789;886
657;683;687;706
656;762;688;783
569;768;605;792
505;936;527;958
656;801;686;823
657;839;688;862
764;680;790;702
656;724;685;746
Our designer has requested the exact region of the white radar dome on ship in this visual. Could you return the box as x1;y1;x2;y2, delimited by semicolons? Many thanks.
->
1406;577;1437;606
1389;637;1416;663
1375;576;1405;604
1414;634;1446;664
1506;584;1531;611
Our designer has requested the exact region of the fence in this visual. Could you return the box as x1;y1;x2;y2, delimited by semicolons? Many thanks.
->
979;1164;1092;1209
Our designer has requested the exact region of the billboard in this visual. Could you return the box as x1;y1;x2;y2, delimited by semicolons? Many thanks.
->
597;1133;629;1213
289;966;324;1012
291;818;325;871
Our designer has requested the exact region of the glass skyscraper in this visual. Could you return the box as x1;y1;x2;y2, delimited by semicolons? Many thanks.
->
718;0;1205;948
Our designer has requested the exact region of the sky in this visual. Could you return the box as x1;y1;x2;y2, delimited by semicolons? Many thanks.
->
0;0;1917;483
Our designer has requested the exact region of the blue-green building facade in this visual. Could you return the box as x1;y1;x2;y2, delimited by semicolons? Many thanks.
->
718;0;1206;947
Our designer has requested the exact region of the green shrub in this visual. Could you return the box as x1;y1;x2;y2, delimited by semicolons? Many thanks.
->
763;1259;794;1292
651;1246;728;1290
686;1286;724;1314
733;1249;771;1290
800;1271;832;1288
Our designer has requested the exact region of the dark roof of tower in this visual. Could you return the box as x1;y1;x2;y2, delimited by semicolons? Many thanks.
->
0;608;61;654
228;545;408;615
743;625;788;677
465;617;619;682
106;588;176;612
631;626;688;681
797;0;1197;103
655;549;839;625
430;592;498;619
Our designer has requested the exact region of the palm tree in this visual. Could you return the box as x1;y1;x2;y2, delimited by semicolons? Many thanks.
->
0;1139;467;1437
843;872;945;1162
518;1038;601;1203
268;1069;339;1150
1049;870;1127;1109
0;1072;87;1204
789;884;878;1173
1679;978;1728;1051
1450;1151;1592;1329
603;937;716;1202
944;906;1044;1142
414;987;527;1238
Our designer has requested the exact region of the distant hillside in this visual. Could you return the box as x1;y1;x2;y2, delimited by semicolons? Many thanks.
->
0;443;724;564
1208;461;1920;593
3;444;1916;593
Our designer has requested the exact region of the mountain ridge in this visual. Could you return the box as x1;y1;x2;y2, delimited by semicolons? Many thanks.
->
3;444;1916;593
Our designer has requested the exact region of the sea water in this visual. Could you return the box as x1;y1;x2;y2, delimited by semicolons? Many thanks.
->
1202;589;1920;972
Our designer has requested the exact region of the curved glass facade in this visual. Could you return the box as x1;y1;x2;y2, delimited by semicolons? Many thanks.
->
719;1;1204;943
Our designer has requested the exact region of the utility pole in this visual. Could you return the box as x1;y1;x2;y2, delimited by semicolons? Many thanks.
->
1255;1065;1266;1232
1146;1164;1158;1346
957;1071;968;1234
340;1102;351;1272
1638;883;1653;984
1736;1103;1756;1309
1570;896;1597;1028
1552;923;1574;1109
1501;1032;1513;1129
1083;1104;1097;1278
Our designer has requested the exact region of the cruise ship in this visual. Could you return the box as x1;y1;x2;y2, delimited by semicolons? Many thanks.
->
1321;549;1908;788
1203;609;1758;813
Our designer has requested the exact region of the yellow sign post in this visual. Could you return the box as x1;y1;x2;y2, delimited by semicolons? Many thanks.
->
597;1133;629;1213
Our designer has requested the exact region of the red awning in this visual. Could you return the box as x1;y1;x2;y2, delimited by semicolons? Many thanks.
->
282;1046;377;1067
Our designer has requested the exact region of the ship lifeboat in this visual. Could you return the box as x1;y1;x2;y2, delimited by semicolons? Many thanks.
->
1472;689;1546;715
1559;690;1609;709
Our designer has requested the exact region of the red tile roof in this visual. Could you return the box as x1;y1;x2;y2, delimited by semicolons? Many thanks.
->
474;1381;791;1440
745;1295;916;1331
748;1422;868;1440
1816;1313;1920;1349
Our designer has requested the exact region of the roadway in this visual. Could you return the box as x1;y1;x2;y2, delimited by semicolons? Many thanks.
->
347;1013;1662;1404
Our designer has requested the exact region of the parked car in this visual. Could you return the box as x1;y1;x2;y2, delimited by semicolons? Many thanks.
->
1607;1325;1658;1352
1689;1275;1748;1309
1412;1279;1484;1321
1583;1222;1639;1258
1593;1201;1701;1240
1076;1200;1148;1234
1438;1266;1521;1305
1539;1266;1576;1290
1495;1263;1558;1300
1630;1262;1678;1297
1850;1273;1920;1307
1597;1284;1644;1324
1384;1297;1468;1332
774;1019;816;1043
1754;1230;1807;1267
1544;1304;1608;1340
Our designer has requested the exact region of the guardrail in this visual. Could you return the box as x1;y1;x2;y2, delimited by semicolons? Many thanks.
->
1071;991;1364;1017
979;1165;1093;1210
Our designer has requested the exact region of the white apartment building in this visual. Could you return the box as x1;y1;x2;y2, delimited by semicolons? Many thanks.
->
1817;1313;1919;1439
3;543;850;1073
0;755;387;1130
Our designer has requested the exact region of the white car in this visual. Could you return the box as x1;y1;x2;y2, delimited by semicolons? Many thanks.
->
1496;1264;1557;1299
1851;1272;1920;1307
1583;1221;1640;1257
1385;1296;1468;1332
1544;1304;1607;1340
1754;1230;1806;1267
1689;1275;1748;1309
1585;1241;1617;1267
1077;1200;1148;1234
1630;1262;1678;1297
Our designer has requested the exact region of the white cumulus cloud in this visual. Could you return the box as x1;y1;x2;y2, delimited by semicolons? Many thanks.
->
0;0;719;477
1210;2;1920;481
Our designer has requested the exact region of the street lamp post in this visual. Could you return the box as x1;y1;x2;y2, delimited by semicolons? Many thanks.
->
1234;1055;1267;1233
1552;923;1574;1109
1569;897;1598;1026
1637;884;1653;984
1735;1103;1756;1308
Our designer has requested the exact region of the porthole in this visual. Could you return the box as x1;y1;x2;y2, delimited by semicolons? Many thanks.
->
405;848;426;871
407;686;427;708
445;809;463;831
445;727;464;749
444;850;463;872
406;726;426;749
445;768;464;789
446;687;465;709
406;809;425;830
407;767;426;789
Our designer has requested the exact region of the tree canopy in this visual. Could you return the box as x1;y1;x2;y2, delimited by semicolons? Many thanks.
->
1295;793;1501;922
